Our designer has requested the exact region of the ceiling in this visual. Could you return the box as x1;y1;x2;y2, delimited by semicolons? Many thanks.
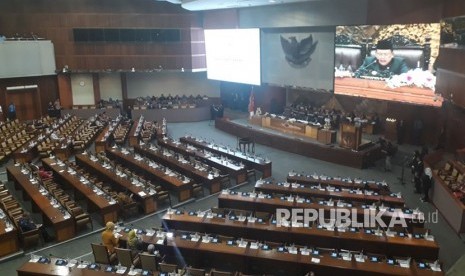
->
158;0;316;11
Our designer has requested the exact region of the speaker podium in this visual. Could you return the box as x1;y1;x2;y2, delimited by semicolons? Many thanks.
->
339;122;362;150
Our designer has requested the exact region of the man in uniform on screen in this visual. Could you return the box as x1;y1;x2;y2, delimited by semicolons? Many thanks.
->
354;40;409;79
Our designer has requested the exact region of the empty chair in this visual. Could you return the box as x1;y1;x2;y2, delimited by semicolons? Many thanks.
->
220;174;231;189
70;206;93;231
139;253;158;271
18;227;42;249
115;247;140;268
191;183;205;198
246;169;256;182
91;243;117;265
159;262;178;273
254;211;271;221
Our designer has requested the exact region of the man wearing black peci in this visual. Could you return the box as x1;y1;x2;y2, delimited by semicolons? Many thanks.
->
354;40;410;78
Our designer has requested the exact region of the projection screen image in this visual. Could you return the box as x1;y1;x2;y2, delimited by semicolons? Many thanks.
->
261;27;335;92
334;23;442;107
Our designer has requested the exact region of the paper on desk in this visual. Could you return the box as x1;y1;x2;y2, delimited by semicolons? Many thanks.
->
138;191;146;197
311;258;320;263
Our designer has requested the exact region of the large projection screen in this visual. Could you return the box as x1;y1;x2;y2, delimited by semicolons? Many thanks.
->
204;29;261;86
334;24;441;107
0;40;56;79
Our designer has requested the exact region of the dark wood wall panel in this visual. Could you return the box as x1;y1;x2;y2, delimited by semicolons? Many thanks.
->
57;74;73;109
443;0;465;18
0;0;202;71
0;76;59;117
366;0;443;24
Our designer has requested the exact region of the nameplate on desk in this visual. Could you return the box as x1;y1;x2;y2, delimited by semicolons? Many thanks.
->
311;258;320;264
88;263;100;270
105;266;117;272
55;259;68;266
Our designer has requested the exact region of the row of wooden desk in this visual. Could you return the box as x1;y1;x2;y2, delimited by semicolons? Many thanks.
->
17;260;160;276
180;136;272;178
75;154;157;214
119;229;442;276
102;148;193;202
161;212;439;260
287;174;390;194
7;165;76;242
94;117;121;153
255;180;405;207
0;214;19;257
42;158;119;224
132;145;223;194
218;193;424;230
158;138;248;185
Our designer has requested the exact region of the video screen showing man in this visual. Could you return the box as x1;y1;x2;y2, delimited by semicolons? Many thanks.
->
354;40;409;79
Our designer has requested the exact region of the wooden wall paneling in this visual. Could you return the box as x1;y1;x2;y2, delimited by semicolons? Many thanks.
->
366;0;443;25
436;69;465;108
58;74;73;108
442;0;465;18
5;88;41;121
92;73;101;104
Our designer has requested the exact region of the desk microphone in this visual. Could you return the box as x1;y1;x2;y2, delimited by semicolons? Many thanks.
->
355;59;378;76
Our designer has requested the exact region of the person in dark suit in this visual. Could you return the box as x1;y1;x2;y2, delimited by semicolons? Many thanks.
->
354;40;409;78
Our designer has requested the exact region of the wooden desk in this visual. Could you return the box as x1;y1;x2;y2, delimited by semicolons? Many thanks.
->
159;138;247;185
255;181;405;207
7;166;75;242
127;116;141;147
180;136;272;178
317;129;337;144
218;193;423;230
126;232;442;276
94;118;121;153
250;115;323;140
75;154;157;213
17;261;159;276
132;145;222;194
161;213;439;260
101;149;192;202
42;158;119;224
215;118;383;169
334;77;442;107
0;219;19;257
287;174;390;195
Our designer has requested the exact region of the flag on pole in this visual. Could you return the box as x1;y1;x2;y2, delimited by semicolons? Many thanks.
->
248;86;255;114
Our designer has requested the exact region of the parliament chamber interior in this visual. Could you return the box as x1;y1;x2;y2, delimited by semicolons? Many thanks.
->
0;0;465;275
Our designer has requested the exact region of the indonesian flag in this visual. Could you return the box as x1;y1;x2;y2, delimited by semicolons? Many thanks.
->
248;87;255;113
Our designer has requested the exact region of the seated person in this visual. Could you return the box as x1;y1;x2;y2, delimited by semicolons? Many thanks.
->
127;229;143;251
18;212;42;232
102;221;119;253
19;212;51;241
354;40;409;79
116;192;134;205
